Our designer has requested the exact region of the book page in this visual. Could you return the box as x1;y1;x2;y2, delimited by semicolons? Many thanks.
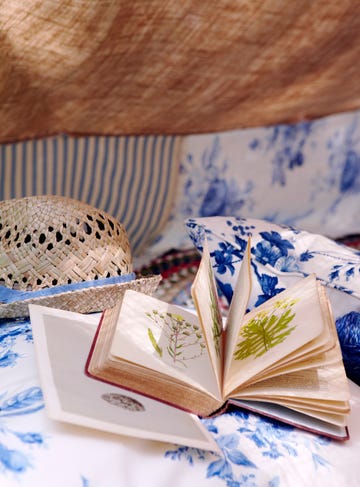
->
29;304;219;452
110;290;221;400
222;239;252;381
231;362;350;404
191;239;224;391
224;275;328;397
228;399;349;440
241;285;339;384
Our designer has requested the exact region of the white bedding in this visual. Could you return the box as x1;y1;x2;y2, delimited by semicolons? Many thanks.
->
1;316;359;487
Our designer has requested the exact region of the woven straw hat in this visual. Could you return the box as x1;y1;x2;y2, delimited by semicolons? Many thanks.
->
0;195;160;318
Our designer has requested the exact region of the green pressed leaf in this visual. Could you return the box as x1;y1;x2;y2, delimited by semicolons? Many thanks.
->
148;328;162;357
234;304;297;361
208;262;222;357
146;309;205;367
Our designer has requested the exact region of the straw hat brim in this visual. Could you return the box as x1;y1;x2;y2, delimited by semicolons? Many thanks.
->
0;275;161;319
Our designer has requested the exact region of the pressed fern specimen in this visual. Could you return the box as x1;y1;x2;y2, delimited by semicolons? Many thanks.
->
146;310;206;367
208;262;223;357
233;298;298;360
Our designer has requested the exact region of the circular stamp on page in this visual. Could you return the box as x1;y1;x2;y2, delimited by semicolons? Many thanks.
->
101;392;145;412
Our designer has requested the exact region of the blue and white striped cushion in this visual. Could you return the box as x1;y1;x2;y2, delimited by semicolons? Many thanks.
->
0;134;181;255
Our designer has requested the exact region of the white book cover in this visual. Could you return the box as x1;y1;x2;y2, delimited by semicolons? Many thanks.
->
29;304;219;452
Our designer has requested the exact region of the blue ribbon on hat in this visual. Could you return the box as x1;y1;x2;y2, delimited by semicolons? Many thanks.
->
0;272;136;304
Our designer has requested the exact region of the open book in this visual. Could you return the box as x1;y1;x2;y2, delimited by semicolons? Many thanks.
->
29;304;219;452
86;241;351;440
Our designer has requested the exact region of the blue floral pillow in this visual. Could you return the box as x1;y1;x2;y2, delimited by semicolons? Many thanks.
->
186;216;360;384
148;109;360;260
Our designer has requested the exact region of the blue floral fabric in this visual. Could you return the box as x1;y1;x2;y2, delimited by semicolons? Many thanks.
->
1;293;360;485
167;407;344;487
186;216;360;304
186;216;360;385
0;319;45;478
148;109;360;259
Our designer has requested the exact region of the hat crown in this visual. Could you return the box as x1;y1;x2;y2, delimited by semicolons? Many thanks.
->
0;196;132;291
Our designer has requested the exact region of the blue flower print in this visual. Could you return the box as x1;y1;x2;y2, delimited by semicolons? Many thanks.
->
228;219;256;238
186;219;207;251
254;273;285;307
0;387;45;476
326;114;360;207
0;351;20;368
0;320;32;369
234;235;249;254
206;432;258;486
261;231;295;257
253;240;283;267
0;387;44;417
180;136;254;221
0;319;45;477
14;432;44;445
0;443;30;474
165;404;333;486
217;280;234;304
253;232;294;267
211;243;240;276
299;251;314;262
250;121;313;186
340;150;360;192
200;178;229;216
165;446;210;465
274;255;299;273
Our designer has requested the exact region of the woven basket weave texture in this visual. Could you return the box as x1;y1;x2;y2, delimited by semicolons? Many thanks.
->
0;195;133;291
1;2;360;141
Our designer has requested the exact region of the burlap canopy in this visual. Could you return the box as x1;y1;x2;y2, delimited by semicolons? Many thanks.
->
1;1;360;142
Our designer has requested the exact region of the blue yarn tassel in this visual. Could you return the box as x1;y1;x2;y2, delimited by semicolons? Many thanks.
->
336;311;360;386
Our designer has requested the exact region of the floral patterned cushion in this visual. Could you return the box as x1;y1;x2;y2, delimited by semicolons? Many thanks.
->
186;216;360;384
148;110;360;258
